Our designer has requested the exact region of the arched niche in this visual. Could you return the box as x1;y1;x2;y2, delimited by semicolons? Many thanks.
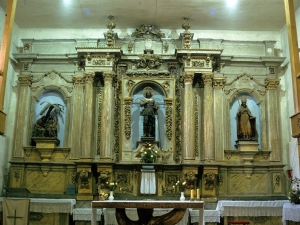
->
229;91;262;150
33;89;67;146
130;82;166;150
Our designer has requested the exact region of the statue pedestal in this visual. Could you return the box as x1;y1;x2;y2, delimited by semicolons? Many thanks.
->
236;140;259;165
32;137;59;162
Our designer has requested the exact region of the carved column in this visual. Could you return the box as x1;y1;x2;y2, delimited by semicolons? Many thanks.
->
182;72;195;162
265;78;281;161
100;71;115;161
70;76;84;159
13;75;32;160
213;77;226;161
203;73;215;161
81;72;95;159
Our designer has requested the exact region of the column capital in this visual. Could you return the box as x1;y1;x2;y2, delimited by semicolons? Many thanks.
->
72;76;85;87
202;73;214;85
103;71;115;82
265;78;280;90
18;75;32;86
83;72;95;84
213;77;226;89
182;72;194;84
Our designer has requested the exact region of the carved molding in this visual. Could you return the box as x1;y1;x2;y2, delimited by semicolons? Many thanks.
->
134;54;162;70
126;80;136;93
83;72;95;84
72;76;85;87
113;78;121;163
175;80;182;163
124;98;132;139
103;71;115;82
97;91;103;155
265;78;280;90
194;95;199;157
126;71;170;78
165;99;173;140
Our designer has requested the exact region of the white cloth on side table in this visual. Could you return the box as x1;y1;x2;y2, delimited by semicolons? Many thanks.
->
189;209;220;223
73;208;102;221
282;202;300;225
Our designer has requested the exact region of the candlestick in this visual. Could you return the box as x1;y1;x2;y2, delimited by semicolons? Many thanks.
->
190;189;194;199
197;188;200;199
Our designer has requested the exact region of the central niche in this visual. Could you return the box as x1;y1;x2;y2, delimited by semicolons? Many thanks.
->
131;82;166;150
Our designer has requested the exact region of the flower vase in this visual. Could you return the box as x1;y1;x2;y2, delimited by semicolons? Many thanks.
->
180;192;185;201
109;191;114;201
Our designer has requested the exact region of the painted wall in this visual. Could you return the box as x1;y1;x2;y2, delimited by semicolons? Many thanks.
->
0;7;20;194
280;7;300;179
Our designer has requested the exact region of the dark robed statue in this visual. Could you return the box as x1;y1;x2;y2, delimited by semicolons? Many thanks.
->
236;96;256;140
140;87;158;138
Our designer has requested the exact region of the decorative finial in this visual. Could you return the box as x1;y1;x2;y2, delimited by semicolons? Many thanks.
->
106;15;116;30
182;17;191;32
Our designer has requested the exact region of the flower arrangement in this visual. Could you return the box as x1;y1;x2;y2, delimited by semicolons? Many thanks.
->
176;180;187;192
289;177;300;204
136;143;160;163
106;181;118;191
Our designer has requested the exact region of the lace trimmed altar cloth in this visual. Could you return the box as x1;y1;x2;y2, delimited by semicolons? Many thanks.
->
73;208;102;221
282;202;300;225
216;200;289;217
189;209;220;223
103;208;189;225
0;198;76;214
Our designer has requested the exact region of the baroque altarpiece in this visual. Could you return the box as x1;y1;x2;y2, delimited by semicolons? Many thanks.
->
7;17;286;223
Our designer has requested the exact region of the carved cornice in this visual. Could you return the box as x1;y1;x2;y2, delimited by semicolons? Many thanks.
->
224;73;265;87
72;76;85;87
213;77;226;89
18;75;33;86
182;72;194;84
265;78;280;90
131;24;165;39
202;73;214;85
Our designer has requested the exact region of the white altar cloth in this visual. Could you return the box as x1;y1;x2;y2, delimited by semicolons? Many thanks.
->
103;208;189;225
282;202;300;225
216;200;289;217
140;169;156;194
189;209;220;223
73;208;102;221
0;198;76;214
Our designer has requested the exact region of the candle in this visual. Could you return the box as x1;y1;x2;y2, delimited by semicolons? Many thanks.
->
190;189;194;199
197;188;200;199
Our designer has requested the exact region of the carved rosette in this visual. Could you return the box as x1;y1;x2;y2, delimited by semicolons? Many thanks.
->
194;95;199;156
134;54;162;70
182;72;194;84
213;77;226;89
265;78;280;90
124;98;132;139
72;76;85;87
165;99;173;140
18;75;33;86
202;73;214;86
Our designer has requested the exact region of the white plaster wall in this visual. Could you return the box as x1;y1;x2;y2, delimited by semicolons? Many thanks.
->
280;7;300;178
0;7;20;194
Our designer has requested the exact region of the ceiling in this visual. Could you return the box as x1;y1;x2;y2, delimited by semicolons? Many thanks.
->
0;0;300;32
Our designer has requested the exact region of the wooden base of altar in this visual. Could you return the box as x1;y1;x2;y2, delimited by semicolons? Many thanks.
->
91;200;204;225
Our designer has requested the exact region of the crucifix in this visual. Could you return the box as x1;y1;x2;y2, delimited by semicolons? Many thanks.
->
7;209;23;225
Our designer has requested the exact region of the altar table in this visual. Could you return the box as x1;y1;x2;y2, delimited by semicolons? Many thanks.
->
103;208;189;225
91;200;204;225
282;202;300;225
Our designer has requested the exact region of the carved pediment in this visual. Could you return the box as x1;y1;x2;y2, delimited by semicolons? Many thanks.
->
131;24;165;39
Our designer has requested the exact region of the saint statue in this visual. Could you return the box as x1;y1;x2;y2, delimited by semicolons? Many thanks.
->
236;96;256;140
140;87;158;138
